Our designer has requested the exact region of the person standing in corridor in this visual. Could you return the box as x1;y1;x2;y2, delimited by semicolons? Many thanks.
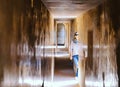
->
70;32;84;78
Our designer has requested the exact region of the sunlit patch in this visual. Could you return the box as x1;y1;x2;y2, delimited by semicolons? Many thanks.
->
37;45;66;49
53;16;77;19
19;77;42;86
85;80;118;87
19;78;78;87
52;80;78;87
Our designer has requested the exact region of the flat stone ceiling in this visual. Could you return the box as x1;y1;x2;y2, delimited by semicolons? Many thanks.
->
41;0;103;18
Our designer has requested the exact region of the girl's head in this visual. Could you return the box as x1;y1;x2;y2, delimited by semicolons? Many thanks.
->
74;32;79;40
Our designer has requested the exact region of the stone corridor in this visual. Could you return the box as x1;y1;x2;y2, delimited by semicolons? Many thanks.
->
0;0;120;87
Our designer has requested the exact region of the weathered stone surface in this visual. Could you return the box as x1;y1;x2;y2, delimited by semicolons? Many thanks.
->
0;0;54;86
71;2;118;87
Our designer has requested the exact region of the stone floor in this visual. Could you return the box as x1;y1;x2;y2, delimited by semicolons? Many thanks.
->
53;58;79;87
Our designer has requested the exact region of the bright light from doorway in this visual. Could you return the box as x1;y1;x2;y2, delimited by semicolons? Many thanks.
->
52;80;78;87
85;80;118;87
54;16;77;19
19;78;78;87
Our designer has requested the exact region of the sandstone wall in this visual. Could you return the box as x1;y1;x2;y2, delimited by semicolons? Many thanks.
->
0;0;54;86
72;2;118;86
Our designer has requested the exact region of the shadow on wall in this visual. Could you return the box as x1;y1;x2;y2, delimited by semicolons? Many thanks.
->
71;0;119;86
0;0;54;86
107;0;120;86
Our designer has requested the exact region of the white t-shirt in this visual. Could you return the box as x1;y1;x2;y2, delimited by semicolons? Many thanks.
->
71;41;84;57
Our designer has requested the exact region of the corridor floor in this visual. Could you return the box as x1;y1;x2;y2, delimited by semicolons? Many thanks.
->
53;58;79;87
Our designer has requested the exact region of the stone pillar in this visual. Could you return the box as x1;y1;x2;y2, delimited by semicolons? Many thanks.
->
78;59;86;87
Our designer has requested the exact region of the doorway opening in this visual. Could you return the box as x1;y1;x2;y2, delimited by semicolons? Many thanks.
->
53;20;79;87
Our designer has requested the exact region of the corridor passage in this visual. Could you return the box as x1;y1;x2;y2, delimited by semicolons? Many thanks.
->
0;0;120;87
53;58;79;87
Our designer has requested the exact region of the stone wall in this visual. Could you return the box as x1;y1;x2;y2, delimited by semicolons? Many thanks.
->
105;0;120;86
0;0;54;86
72;2;118;87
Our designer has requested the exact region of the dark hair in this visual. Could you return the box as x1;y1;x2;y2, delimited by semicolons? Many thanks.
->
74;32;79;36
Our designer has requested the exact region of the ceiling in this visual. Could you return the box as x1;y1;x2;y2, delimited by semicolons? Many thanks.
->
41;0;103;19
